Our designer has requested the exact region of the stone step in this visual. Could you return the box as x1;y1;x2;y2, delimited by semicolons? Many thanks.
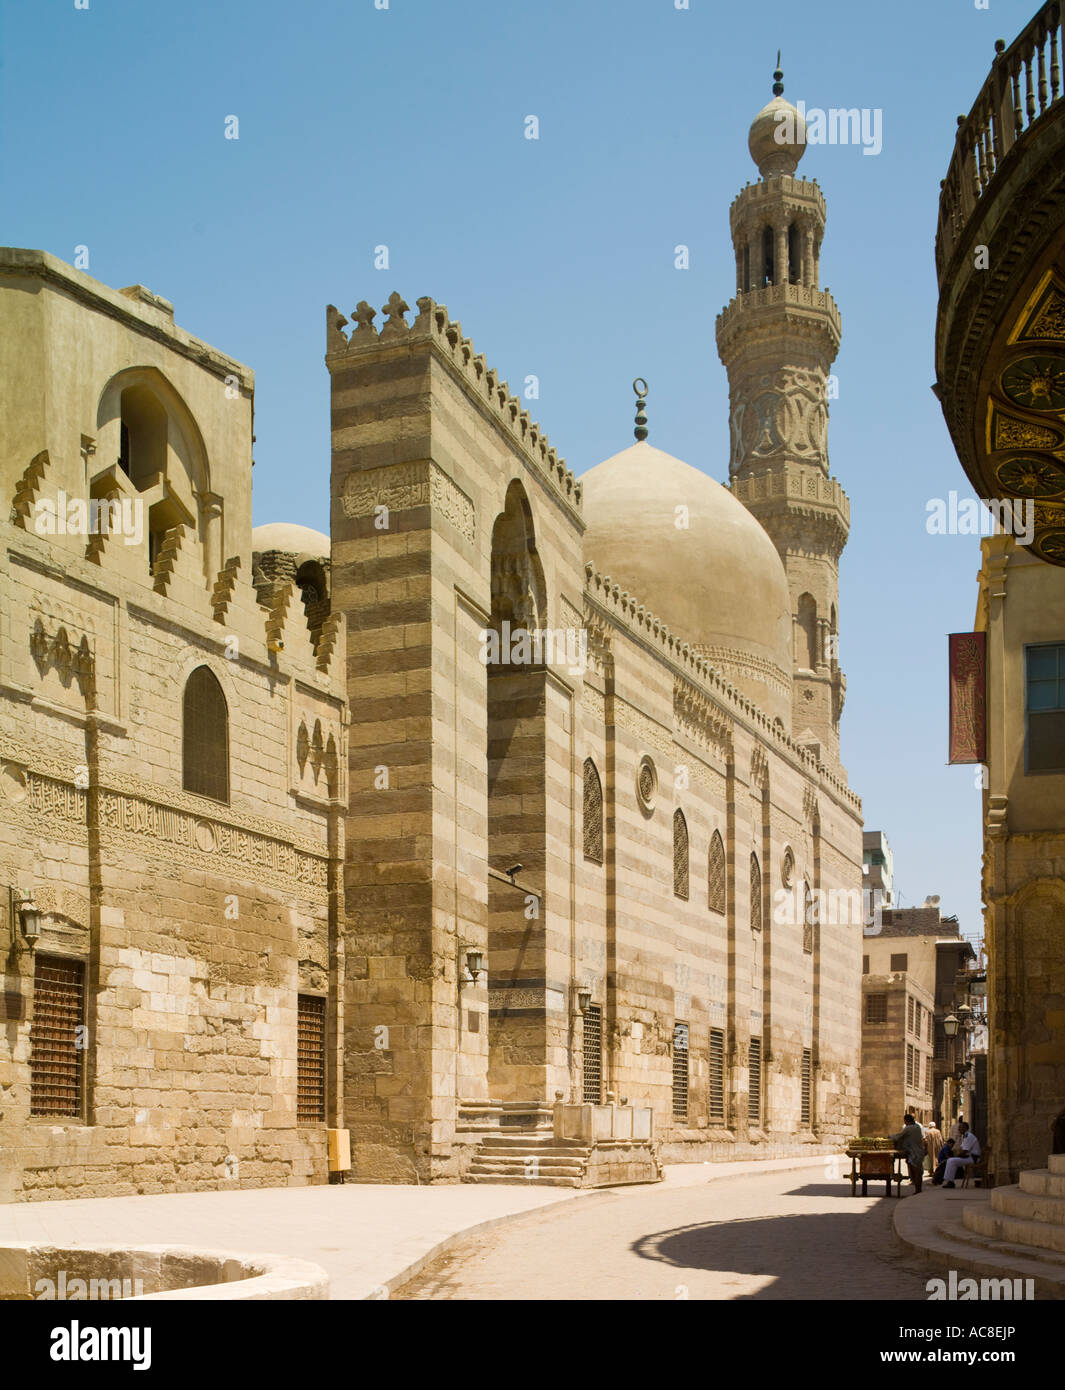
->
467;1178;583;1189
964;1202;1065;1256
1052;1154;1065;1177
468;1158;585;1175
938;1222;1065;1267
479;1140;591;1155
991;1186;1065;1226
1020;1169;1065;1198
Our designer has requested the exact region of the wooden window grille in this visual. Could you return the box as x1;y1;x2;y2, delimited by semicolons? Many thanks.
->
907;995;915;1034
748;1036;762;1123
865;993;887;1024
30;956;85;1118
707;831;726;914
182;665;229;803
800;1048;812;1127
750;854;762;932
862;955;870;974
582;1005;602;1104
925;1055;934;1095
708;1028;725;1122
890;952;908;972
672;1022;689;1120
673;810;689;900
928;1010;934;1045
583;758;603;865
297;994;326;1123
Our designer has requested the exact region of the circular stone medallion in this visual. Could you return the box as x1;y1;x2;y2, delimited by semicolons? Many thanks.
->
636;755;658;814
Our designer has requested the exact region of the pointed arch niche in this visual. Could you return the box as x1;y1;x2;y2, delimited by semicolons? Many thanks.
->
486;480;549;1102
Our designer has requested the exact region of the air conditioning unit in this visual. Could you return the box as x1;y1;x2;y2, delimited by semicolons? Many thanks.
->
327;1128;351;1172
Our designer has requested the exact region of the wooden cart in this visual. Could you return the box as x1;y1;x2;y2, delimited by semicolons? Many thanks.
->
845;1146;905;1197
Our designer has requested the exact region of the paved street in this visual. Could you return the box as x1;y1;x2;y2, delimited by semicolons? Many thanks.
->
397;1161;934;1300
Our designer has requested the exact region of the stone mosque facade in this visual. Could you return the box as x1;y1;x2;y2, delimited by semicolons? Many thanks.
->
0;79;864;1198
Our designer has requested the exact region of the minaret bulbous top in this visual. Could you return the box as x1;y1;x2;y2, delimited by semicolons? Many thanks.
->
748;61;806;178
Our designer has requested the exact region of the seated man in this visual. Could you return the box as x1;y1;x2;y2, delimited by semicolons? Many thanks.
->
942;1122;981;1187
931;1137;954;1185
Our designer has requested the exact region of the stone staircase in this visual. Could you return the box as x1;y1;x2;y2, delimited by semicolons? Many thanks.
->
465;1133;592;1187
962;1152;1065;1257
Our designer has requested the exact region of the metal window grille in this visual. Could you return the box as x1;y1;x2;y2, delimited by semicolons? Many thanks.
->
915;1001;922;1037
748;1036;762;1124
865;993;887;1024
707;831;726;914
800;1048;812;1127
935;1023;948;1059
708;1028;725;1122
182;665;229;803
928;1011;934;1045
583;758;603;865
673;811;689;900
582;1005;602;1103
672;1022;689;1119
297;994;326;1123
890;952;908;972
30;956;85;1118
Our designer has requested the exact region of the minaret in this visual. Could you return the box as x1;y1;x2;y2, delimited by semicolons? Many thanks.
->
716;61;850;764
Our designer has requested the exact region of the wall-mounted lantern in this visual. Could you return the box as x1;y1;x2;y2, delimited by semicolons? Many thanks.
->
8;889;41;959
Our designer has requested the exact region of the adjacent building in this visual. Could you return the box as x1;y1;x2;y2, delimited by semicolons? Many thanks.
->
937;0;1065;1185
859;902;975;1135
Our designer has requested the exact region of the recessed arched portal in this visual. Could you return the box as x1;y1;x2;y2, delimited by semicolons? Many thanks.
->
486;480;549;1102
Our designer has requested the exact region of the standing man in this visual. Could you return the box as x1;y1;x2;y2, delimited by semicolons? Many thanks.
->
890;1113;927;1194
942;1121;981;1187
924;1117;945;1174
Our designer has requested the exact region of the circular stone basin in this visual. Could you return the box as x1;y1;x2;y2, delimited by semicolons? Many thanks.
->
0;1243;328;1301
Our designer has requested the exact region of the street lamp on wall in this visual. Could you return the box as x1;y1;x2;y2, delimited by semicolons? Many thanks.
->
7;889;41;960
577;988;592;1014
464;949;484;983
943;1012;960;1038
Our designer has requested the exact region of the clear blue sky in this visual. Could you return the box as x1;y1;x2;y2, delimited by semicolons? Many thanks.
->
3;0;1039;944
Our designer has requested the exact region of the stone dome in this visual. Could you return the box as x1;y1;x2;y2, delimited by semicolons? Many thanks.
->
748;95;807;177
251;522;330;557
580;441;793;726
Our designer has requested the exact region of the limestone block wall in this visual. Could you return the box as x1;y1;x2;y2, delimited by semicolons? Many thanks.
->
578;567;862;1158
978;538;1065;1181
0;254;347;1203
327;294;587;1182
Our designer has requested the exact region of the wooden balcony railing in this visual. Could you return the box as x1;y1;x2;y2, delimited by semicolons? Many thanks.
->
937;1;1065;280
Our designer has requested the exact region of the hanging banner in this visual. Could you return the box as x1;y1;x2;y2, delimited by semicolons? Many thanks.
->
948;631;987;764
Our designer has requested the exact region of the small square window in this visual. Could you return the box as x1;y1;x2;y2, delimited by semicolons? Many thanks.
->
890;953;908;972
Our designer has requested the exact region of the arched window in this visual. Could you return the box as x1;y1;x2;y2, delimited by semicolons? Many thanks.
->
788;223;802;284
673;809;689;900
583;758;603;865
750;853;762;932
708;830;726;915
182;666;229;803
762;225;774;287
803;879;815;954
797;593;818;670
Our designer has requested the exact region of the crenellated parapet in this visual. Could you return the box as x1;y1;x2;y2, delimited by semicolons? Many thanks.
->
325;292;583;520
